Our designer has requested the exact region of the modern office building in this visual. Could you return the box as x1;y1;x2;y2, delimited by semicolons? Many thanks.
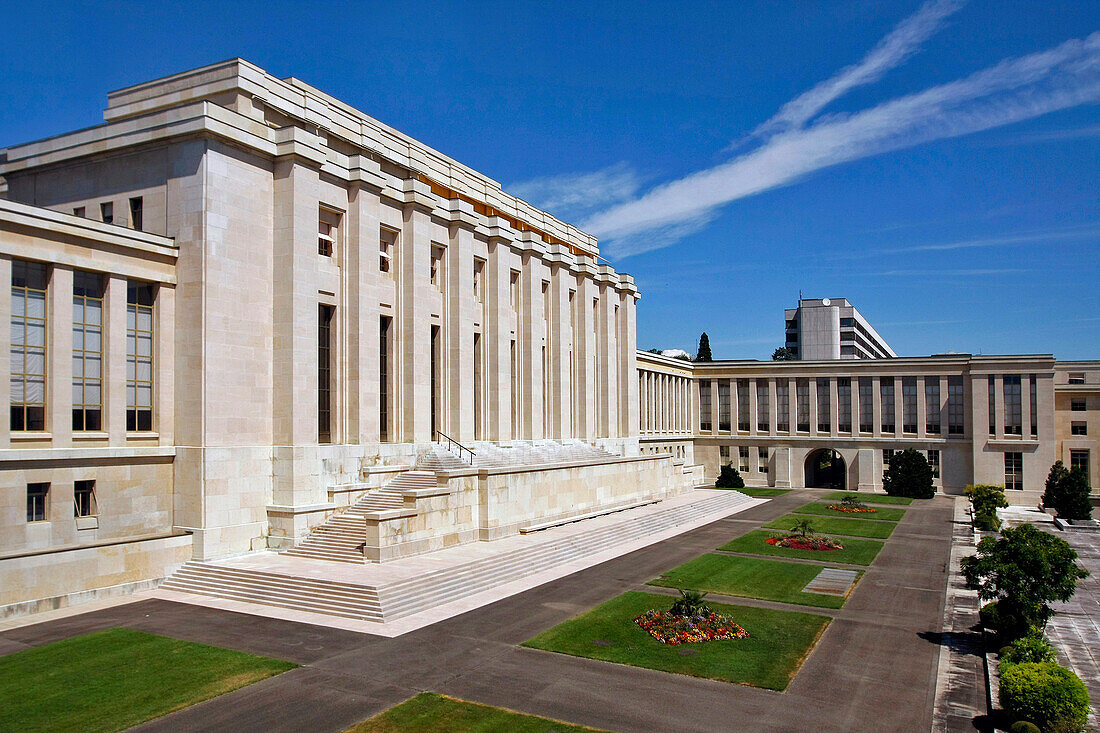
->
639;351;1099;494
0;59;697;616
785;297;897;360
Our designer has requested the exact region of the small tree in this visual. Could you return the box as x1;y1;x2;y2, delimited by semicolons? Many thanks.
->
965;484;1008;530
772;346;796;361
962;524;1089;631
695;332;713;362
883;448;935;499
715;463;745;489
1056;467;1093;521
791;518;816;538
1043;461;1069;510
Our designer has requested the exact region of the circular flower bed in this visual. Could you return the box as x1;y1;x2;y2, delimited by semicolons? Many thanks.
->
827;504;876;514
634;609;749;645
766;535;844;551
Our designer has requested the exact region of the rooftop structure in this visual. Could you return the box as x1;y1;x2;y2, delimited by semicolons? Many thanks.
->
784;297;897;360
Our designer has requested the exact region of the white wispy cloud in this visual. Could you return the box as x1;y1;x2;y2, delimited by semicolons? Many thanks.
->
877;223;1100;254
870;267;1025;276
508;162;643;223
581;16;1100;259
748;0;965;140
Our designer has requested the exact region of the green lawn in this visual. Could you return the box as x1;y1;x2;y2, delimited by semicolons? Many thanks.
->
732;487;791;497
719;530;885;566
522;591;830;690
348;693;606;732
764;514;897;539
793;501;906;522
0;628;296;733
823;491;913;505
649;554;860;609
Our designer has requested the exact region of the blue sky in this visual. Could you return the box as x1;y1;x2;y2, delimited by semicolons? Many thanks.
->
2;1;1098;360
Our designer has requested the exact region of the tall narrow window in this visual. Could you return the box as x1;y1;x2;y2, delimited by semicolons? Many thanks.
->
27;483;49;523
1029;375;1038;437
473;258;485;302
11;260;48;431
928;450;940;478
925;378;940;434
719;445;730;463
988;376;996;435
776;380;790;432
738;445;749;472
717;381;731;431
129;197;143;231
74;479;96;517
126;281;155;431
859;377;873;433
948;376;964;434
100;201;113;225
796;379;810;433
837;378;851;433
880;377;895;433
379;226;397;276
430;325;440;435
379;316;391;441
1004;452;1023;491
430;245;445;290
699;382;712;432
317;304;333;443
73;271;104;431
758;446;769;473
1003;375;1022;435
510;339;518;439
902;377;918;434
318;207;340;257
817;377;831;432
473;333;483;440
510;272;520;311
736;379;750;431
756;380;770;432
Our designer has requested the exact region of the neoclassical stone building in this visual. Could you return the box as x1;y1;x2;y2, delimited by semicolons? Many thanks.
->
0;60;696;615
639;351;1099;494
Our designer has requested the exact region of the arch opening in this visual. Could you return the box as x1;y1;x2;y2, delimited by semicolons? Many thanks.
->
805;449;846;490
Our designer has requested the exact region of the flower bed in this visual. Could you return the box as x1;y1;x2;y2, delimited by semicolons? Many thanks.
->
826;504;876;514
633;609;750;645
766;535;844;551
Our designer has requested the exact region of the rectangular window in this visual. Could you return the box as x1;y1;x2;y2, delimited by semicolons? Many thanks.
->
1004;452;1023;491
510;339;518;439
126;281;155;431
1030;375;1037;437
74;479;96;518
880;377;895;433
379;316;391;442
1003;375;1022;435
1071;422;1088;436
837;378;851;433
11;260;48;431
473;259;485;302
928;449;940;478
73;206;85;218
27;483;49;523
739;446;749;472
699;382;712;432
756;381;770;432
988;376;996;435
758;446;768;473
318;207;340;257
510;272;520;311
100;201;113;225
72;271;104;432
796;378;810;432
1068;373;1085;385
817;378;831;432
719;445;730;463
718;381;731;431
379;227;396;275
925;378;940;434
1070;450;1090;474
948;376;964;434
473;332;483;440
883;449;894;466
736;379;750;431
318;304;333;443
776;380;790;432
859;377;873;433
129;197;143;231
430;245;445;290
902;377;917;434
1071;398;1086;412
431;325;442;436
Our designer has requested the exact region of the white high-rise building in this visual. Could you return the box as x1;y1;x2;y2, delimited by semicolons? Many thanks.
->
784;298;896;360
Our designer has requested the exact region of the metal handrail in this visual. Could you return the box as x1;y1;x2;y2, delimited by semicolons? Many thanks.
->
434;430;476;465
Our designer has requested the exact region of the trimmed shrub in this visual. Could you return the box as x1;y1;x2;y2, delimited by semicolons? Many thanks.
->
883;448;935;499
980;601;1031;644
1008;721;1041;733
999;662;1090;733
1043;462;1069;510
1056;468;1093;521
1000;633;1057;666
966;484;1008;520
715;464;745;489
974;510;1001;532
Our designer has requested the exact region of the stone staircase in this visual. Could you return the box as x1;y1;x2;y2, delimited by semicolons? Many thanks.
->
158;489;757;623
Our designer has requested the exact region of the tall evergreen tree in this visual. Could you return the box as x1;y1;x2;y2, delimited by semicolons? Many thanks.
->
696;332;713;362
772;346;796;361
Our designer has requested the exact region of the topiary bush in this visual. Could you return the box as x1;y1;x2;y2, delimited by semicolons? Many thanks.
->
1000;632;1057;666
999;662;1090;733
1007;721;1041;733
715;463;745;489
883;448;935;499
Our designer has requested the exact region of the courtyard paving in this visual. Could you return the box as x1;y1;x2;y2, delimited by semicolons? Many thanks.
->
1045;529;1100;728
0;489;957;733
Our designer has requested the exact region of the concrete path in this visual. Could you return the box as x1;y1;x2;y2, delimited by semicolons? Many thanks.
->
1045;530;1100;729
1;489;958;733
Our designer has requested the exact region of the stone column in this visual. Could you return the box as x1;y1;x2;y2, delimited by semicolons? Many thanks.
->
49;267;74;445
347;181;382;443
916;376;927;439
155;284;175;446
0;258;9;445
993;374;1004;440
829;377;839;438
748;378;759;436
619;291;638;440
398;189;434;443
872;376;882;437
485;236;513;442
104;276;128;446
809;377;819;436
447;205;477;442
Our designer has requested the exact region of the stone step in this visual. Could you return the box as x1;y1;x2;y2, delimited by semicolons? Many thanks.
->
163;563;381;605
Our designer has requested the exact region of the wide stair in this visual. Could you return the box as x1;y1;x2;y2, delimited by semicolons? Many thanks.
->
158;489;757;623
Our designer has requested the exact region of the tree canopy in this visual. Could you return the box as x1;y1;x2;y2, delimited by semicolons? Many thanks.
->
882;448;935;499
772;346;796;361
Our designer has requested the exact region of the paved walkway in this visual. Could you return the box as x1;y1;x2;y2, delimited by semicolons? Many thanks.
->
1045;530;1100;730
1;489;957;733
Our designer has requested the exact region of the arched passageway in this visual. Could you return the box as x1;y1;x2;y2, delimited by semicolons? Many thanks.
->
805;449;846;490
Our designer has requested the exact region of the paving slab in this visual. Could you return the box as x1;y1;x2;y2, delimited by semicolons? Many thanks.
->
802;567;859;596
1045;529;1100;728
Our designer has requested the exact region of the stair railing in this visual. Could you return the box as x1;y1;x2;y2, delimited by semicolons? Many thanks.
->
434;430;476;465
